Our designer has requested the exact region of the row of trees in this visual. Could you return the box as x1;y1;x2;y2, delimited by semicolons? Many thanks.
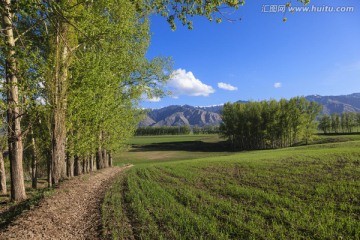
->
220;97;322;150
193;125;220;134
135;126;191;136
0;0;245;201
0;0;171;201
318;112;360;134
135;125;220;135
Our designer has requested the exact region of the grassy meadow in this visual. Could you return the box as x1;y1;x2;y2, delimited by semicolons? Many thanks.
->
114;134;232;165
103;134;360;239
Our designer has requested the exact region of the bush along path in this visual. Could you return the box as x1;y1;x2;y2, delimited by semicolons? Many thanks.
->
0;165;132;240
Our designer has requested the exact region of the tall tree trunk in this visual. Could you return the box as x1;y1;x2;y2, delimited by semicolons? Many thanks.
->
67;154;74;178
48;154;52;188
102;149;108;168
89;154;94;172
93;154;97;171
51;11;70;185
31;130;38;189
1;0;26;201
74;156;81;176
96;147;102;169
96;130;103;169
108;152;113;167
86;157;90;173
82;157;86;174
0;151;7;194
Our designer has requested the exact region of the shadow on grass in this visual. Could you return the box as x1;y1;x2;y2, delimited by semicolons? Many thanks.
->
131;140;233;152
0;188;50;230
130;133;360;154
293;134;360;147
317;132;360;136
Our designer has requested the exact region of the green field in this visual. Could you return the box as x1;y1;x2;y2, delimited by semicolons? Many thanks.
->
103;134;360;239
114;134;232;165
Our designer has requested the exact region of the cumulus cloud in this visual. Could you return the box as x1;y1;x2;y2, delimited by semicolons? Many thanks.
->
168;69;215;97
274;82;282;88
217;82;238;91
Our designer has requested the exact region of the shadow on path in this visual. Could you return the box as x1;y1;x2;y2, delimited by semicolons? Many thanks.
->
0;189;48;230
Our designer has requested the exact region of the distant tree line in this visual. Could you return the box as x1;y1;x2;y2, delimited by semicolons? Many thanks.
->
318;112;360;134
193;125;220;134
135;126;191;136
135;125;221;136
220;97;322;150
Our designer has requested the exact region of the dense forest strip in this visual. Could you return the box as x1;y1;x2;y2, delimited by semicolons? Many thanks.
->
0;166;131;240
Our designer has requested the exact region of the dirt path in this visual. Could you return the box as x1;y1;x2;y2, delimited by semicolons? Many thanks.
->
0;166;131;240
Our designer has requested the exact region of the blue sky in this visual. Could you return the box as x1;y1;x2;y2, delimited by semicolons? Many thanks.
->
142;0;360;108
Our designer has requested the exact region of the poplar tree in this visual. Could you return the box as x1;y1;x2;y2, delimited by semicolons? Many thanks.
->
331;113;341;133
0;112;7;194
66;0;171;172
319;115;331;134
0;0;27;201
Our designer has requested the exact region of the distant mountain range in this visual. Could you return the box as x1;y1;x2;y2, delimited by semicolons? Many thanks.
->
305;93;360;115
140;105;222;127
140;93;360;127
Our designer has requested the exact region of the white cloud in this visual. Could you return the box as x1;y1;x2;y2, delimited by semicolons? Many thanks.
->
141;93;161;102
146;96;161;102
274;82;282;88
168;69;215;97
218;82;238;91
